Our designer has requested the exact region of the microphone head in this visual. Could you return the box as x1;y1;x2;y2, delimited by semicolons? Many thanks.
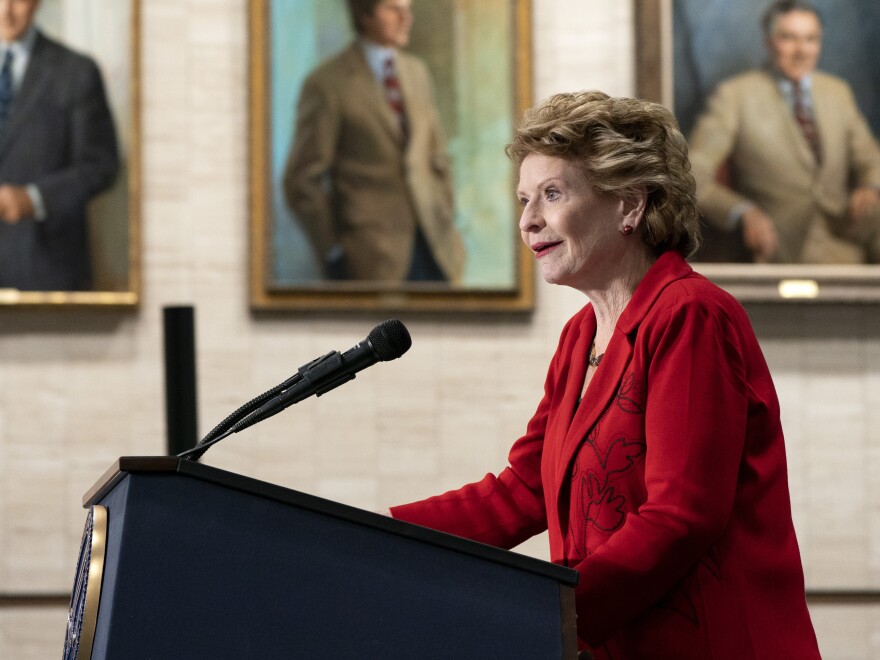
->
368;319;412;361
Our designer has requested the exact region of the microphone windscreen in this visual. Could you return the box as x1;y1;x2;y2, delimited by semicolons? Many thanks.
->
369;319;412;361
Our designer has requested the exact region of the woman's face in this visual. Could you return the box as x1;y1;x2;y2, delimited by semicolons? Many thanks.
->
517;153;629;291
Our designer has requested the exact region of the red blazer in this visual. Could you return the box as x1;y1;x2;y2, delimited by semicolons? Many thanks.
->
391;252;820;658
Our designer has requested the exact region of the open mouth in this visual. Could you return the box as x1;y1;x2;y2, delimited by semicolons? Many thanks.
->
532;241;562;258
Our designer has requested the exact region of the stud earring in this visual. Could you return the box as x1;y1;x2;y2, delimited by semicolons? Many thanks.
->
621;225;634;235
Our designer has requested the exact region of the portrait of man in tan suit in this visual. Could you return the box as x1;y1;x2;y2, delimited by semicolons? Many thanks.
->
688;0;880;264
283;0;465;283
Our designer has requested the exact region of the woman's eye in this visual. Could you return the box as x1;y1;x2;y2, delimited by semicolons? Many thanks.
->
518;197;529;208
545;188;560;201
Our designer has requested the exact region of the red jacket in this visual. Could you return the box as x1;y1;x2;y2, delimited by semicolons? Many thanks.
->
391;252;820;658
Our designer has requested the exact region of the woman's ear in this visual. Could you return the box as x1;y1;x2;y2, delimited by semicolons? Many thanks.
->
621;189;648;229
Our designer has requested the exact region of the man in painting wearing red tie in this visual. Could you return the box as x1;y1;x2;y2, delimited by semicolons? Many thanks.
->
0;0;119;290
283;0;465;283
688;0;880;264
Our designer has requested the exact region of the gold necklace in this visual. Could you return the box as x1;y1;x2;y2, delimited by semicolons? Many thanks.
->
588;342;604;367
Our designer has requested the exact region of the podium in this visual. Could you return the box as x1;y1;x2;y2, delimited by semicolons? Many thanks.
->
64;457;579;659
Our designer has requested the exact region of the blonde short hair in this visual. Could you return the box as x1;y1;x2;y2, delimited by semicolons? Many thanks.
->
507;91;701;258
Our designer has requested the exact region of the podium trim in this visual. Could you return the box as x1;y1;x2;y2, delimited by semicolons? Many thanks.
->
64;505;107;660
80;505;107;660
84;456;578;587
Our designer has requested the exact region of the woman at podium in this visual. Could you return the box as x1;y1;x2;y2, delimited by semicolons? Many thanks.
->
389;91;821;658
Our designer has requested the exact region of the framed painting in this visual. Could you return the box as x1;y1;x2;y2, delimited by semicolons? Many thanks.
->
0;0;140;307
249;0;534;312
636;0;880;302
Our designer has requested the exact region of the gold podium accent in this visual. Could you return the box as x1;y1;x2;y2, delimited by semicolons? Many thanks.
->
65;505;108;659
80;505;108;658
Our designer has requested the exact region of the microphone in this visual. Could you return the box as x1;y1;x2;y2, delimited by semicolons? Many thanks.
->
180;320;411;461
235;318;412;432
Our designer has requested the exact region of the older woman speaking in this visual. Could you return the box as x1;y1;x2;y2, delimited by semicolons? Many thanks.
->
389;91;820;658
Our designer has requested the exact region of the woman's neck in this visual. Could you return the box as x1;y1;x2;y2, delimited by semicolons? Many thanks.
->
585;250;655;350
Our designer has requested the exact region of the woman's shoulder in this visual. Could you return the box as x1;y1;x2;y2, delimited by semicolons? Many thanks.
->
650;270;749;326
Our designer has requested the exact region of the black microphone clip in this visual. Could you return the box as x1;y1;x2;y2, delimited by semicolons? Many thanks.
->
297;350;357;398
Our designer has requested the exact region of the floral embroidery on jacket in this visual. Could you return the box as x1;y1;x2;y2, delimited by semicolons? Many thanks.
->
572;372;647;556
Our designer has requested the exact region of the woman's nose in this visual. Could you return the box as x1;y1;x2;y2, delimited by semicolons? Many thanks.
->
519;201;544;233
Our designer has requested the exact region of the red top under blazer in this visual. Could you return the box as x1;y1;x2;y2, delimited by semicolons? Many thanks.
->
391;251;820;658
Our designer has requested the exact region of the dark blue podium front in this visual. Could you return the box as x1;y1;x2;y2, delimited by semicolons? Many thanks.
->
77;457;578;659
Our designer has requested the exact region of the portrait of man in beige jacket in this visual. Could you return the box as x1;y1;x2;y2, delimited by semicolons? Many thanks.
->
283;0;465;283
688;0;880;264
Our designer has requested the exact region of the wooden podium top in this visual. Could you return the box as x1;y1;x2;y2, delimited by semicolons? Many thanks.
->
85;456;579;588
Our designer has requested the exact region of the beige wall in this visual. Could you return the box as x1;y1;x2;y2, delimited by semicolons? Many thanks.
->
1;0;879;657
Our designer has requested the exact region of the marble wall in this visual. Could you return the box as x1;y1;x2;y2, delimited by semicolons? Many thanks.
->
0;0;878;657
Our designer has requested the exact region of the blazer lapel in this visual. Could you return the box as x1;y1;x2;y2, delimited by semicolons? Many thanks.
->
811;77;834;173
0;32;53;158
554;323;635;497
345;44;404;144
770;76;820;172
396;54;420;148
552;253;694;514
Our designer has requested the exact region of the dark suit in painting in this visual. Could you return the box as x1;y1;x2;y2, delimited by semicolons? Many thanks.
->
0;31;119;291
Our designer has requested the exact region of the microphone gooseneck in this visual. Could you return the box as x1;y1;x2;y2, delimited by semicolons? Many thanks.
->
178;320;411;461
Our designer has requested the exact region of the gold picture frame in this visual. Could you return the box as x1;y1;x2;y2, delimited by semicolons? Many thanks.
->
0;0;140;308
635;0;880;302
249;0;534;312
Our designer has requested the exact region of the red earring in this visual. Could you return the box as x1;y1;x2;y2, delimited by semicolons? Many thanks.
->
622;225;634;235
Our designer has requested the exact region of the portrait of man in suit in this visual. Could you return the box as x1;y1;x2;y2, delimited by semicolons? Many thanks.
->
282;0;465;283
685;0;880;265
0;0;119;292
